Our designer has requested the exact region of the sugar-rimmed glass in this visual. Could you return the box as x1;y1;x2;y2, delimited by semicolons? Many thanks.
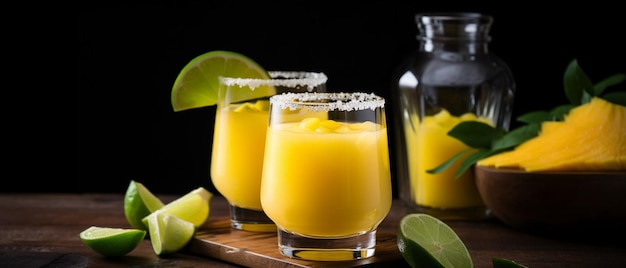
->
211;72;327;232
261;92;392;260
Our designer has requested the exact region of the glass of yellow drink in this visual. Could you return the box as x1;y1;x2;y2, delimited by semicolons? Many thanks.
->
211;72;327;232
261;92;392;261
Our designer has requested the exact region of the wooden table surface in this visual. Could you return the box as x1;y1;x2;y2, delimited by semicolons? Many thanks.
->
1;193;625;268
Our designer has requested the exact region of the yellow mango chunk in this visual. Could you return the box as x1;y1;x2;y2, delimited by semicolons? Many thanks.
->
477;97;626;171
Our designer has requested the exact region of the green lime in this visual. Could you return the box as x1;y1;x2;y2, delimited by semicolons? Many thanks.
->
493;257;529;268
124;180;164;230
171;50;272;112
142;187;212;229
397;213;473;268
143;211;196;255
79;226;146;257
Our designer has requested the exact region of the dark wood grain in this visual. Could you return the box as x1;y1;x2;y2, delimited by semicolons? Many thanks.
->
1;193;625;268
0;193;238;268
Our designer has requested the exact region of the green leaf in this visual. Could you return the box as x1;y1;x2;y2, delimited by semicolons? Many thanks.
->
426;149;473;175
516;111;552;124
517;104;573;124
454;149;494;179
563;59;593;105
580;90;593;104
601;91;626;106
549;104;575;120
491;124;541;150
447;121;504;149
593;73;626;96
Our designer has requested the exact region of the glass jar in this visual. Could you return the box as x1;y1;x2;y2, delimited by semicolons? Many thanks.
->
392;12;515;220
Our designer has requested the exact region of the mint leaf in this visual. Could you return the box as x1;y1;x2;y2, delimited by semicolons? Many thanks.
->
550;104;575;120
602;91;626;106
516;111;552;124
447;121;504;149
426;149;473;175
593;73;625;96
491;124;540;151
563;59;593;105
454;149;494;178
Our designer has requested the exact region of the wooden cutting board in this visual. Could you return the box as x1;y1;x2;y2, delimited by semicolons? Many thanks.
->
187;203;406;268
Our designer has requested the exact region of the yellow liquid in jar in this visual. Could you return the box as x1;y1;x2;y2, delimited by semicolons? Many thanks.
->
406;110;490;208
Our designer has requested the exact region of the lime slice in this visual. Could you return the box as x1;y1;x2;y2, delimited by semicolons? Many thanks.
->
79;226;146;257
397;213;473;268
143;211;195;255
171;50;272;111
493;257;529;268
142;187;213;229
124;180;165;230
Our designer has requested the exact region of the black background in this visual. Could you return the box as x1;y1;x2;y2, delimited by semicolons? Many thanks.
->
5;3;625;196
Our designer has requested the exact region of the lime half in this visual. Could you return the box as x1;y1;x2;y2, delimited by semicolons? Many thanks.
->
171;50;272;111
80;226;146;257
397;213;473;268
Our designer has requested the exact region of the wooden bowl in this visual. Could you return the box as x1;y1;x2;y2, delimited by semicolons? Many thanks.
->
475;166;626;235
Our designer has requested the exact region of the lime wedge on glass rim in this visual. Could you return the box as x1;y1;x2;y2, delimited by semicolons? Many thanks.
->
397;213;473;268
171;50;273;112
79;226;146;257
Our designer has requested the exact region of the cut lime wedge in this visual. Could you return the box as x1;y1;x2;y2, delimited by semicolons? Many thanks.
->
397;213;473;268
124;180;164;230
171;50;271;111
142;187;212;229
143;211;195;255
79;226;146;257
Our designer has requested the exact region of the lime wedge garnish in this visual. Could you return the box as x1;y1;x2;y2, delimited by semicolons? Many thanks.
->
397;213;473;268
79;226;146;257
143;211;196;255
124;180;165;230
171;50;272;111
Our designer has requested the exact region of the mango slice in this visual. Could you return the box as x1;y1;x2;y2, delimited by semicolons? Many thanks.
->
477;97;626;171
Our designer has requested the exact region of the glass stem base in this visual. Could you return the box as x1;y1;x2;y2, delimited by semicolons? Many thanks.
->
277;228;376;261
229;205;276;232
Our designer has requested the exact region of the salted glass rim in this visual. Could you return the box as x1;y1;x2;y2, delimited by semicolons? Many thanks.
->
270;92;385;112
218;71;327;90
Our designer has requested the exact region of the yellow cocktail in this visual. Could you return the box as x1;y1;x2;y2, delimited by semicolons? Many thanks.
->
211;101;269;210
210;72;327;232
261;92;391;261
261;119;392;236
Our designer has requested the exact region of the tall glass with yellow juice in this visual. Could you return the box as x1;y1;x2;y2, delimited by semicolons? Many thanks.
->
261;92;391;261
210;72;327;232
